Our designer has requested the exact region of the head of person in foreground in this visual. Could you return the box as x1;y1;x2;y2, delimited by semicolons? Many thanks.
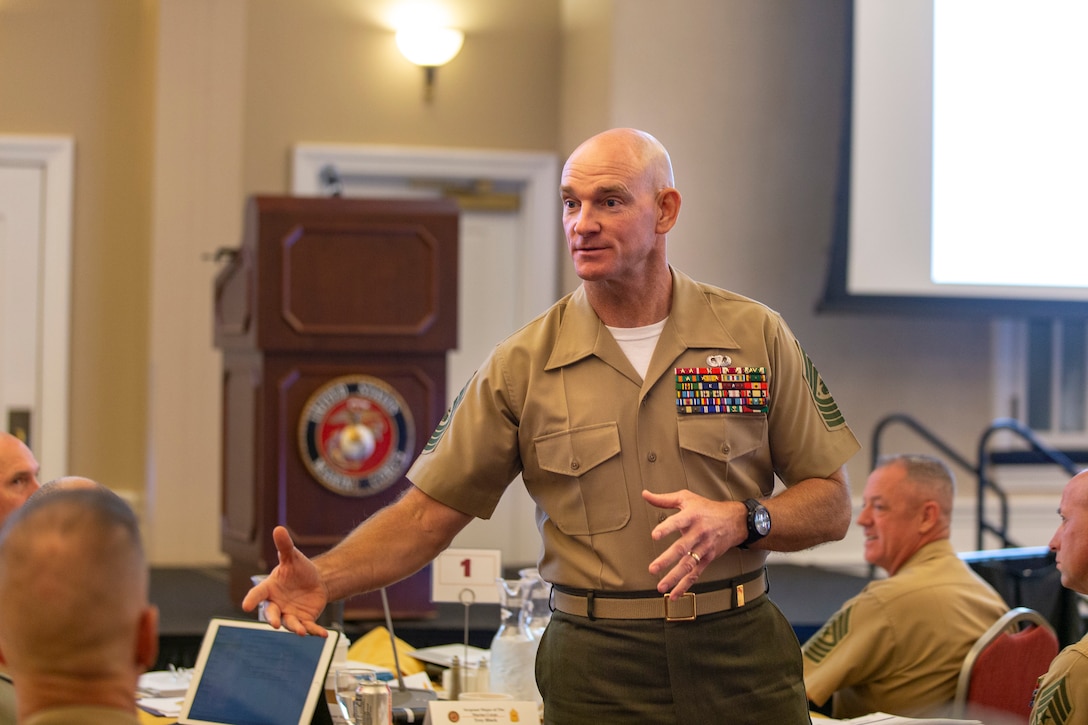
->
0;486;158;719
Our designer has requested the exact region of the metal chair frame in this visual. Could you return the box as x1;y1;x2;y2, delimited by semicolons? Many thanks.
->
952;606;1059;720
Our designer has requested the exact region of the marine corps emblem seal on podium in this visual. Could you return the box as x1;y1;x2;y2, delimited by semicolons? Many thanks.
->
298;375;415;496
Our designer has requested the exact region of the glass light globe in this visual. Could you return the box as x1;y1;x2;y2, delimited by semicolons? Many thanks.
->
395;27;464;67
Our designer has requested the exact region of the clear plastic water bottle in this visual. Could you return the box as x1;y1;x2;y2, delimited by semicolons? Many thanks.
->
489;576;541;704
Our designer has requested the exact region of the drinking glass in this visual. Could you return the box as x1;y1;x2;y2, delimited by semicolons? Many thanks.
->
333;667;378;722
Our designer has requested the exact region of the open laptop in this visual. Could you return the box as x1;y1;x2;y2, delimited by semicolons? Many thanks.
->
178;617;340;725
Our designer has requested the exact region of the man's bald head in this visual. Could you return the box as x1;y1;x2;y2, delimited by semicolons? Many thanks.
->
0;487;155;680
32;476;105;501
564;127;676;192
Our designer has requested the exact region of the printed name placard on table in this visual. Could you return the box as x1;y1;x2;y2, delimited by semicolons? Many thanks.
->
432;548;502;604
423;699;538;725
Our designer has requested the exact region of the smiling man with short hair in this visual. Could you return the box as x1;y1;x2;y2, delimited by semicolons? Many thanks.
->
803;454;1008;718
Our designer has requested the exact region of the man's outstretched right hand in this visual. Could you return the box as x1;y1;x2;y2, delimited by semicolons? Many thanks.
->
241;525;330;637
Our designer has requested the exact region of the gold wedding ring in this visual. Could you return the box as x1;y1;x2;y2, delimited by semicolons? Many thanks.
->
687;551;701;564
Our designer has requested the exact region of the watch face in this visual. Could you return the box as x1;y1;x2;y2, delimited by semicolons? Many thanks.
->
753;506;771;535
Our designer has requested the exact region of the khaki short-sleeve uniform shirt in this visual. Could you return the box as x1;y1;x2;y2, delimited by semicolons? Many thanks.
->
1030;635;1088;725
408;268;860;591
802;539;1009;718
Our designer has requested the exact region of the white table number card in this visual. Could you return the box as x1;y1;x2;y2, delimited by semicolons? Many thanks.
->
423;699;538;724
432;548;502;604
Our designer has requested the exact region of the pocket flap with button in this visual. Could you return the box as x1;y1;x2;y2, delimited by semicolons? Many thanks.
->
535;423;621;476
532;423;627;535
677;415;765;462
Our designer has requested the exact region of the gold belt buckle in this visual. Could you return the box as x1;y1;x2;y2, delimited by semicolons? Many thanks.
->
664;592;697;622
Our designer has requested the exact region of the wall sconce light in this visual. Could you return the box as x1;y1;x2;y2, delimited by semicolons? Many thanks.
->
396;26;464;102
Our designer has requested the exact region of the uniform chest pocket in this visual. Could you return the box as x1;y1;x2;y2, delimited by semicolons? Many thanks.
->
677;414;765;463
533;423;628;535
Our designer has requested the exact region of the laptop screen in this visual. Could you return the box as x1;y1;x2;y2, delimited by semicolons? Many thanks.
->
178;618;339;725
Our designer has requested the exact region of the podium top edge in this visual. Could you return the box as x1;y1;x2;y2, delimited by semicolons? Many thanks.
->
247;194;460;214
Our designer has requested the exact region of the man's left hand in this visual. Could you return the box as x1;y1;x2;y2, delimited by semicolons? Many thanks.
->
643;489;748;599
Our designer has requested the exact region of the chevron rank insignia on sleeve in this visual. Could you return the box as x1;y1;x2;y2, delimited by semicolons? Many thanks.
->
803;604;852;664
1031;676;1073;724
797;341;846;430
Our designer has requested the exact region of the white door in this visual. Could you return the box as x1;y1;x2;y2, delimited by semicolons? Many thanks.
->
0;136;74;479
0;165;42;443
292;144;559;568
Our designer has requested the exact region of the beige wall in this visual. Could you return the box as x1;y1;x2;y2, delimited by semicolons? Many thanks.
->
241;0;561;192
144;0;247;563
1;0;1010;565
0;0;156;499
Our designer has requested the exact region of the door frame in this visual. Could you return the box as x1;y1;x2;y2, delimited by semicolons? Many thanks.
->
291;142;559;328
0;135;74;475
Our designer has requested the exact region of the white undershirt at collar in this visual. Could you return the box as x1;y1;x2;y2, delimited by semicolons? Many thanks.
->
605;317;668;379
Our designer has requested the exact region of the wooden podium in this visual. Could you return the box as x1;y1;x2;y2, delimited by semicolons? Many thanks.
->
214;195;458;620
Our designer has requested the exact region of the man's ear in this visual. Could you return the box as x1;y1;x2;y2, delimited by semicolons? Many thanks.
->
918;500;940;533
656;188;682;234
136;605;160;671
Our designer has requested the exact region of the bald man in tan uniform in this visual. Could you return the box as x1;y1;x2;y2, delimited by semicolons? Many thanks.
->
0;433;40;528
1030;470;1088;725
0;432;41;724
0;486;158;724
245;128;861;724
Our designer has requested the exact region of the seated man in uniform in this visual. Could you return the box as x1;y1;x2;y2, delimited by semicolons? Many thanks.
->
0;475;121;725
0;433;41;528
0;485;159;724
802;453;1008;718
0;432;42;724
1029;469;1088;725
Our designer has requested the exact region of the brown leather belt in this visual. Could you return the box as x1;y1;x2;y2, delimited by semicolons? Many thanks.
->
551;568;767;621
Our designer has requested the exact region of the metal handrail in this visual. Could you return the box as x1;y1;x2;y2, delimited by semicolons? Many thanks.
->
975;418;1080;550
870;413;978;480
870;413;1082;551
